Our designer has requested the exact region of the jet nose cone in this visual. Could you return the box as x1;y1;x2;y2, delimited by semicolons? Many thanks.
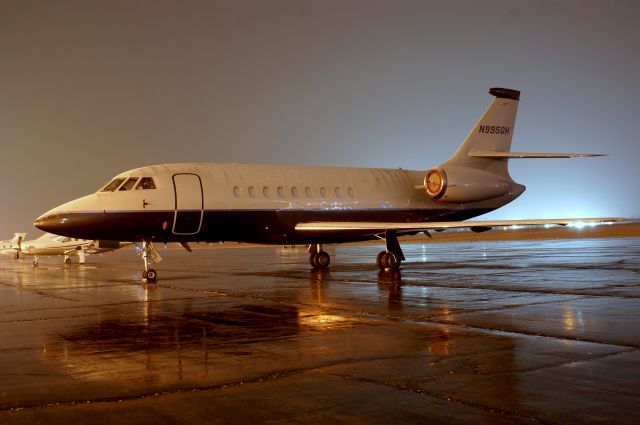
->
34;211;67;234
34;211;51;229
34;193;102;238
34;218;45;230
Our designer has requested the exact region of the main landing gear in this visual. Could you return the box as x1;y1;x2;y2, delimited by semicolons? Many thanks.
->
307;231;405;272
308;243;330;269
63;249;86;265
376;230;405;271
140;241;161;283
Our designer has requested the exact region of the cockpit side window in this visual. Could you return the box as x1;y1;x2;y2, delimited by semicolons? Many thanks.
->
101;178;126;192
135;177;156;190
118;177;139;191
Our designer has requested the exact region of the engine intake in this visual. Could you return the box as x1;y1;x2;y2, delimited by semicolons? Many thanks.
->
425;166;511;203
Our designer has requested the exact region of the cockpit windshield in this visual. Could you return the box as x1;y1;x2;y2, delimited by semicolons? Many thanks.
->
135;177;156;190
100;176;156;192
101;178;126;192
118;177;139;191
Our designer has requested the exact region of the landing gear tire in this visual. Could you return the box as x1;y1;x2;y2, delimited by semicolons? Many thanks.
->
309;252;318;268
144;268;158;283
64;257;72;265
376;251;401;271
310;251;330;269
386;253;400;270
316;251;330;268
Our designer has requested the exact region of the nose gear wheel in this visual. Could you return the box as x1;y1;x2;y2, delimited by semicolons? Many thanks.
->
139;241;162;283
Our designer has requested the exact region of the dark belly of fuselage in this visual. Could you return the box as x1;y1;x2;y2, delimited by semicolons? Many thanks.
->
36;208;493;244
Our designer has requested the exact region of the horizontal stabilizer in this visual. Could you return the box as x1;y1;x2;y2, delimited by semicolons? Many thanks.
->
296;217;632;232
469;150;606;158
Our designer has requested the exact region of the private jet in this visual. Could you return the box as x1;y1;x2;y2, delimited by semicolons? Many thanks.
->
35;87;627;282
17;233;128;266
0;233;26;259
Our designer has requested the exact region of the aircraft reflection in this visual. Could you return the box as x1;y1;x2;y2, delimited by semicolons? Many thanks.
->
303;269;369;330
308;268;331;303
377;270;403;310
563;305;585;332
426;328;453;356
41;302;300;382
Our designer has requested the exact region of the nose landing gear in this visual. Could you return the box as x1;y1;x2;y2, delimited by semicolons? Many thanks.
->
144;268;158;282
139;241;161;283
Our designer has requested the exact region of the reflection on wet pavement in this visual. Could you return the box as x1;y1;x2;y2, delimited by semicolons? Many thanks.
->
0;238;639;424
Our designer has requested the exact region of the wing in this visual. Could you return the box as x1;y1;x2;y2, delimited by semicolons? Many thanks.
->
295;217;631;233
63;247;84;256
63;242;94;256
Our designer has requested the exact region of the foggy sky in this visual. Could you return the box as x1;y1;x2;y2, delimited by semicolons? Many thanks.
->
1;0;639;238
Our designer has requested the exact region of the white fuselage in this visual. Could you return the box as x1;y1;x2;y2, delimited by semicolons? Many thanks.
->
93;163;432;212
35;162;520;244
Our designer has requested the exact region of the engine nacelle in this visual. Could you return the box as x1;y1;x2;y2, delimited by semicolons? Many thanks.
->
95;240;123;249
425;166;511;203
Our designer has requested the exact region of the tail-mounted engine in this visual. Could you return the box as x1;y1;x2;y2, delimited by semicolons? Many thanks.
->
425;166;512;203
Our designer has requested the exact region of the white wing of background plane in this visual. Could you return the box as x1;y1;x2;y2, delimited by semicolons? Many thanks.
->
295;217;631;233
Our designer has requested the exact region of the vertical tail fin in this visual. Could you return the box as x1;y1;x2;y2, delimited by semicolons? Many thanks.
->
8;233;26;259
11;233;26;246
425;87;602;205
443;87;520;176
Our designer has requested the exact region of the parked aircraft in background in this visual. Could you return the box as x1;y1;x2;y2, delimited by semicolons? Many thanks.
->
0;233;27;259
34;87;628;282
11;233;129;265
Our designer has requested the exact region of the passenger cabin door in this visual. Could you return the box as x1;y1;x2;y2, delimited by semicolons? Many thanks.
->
172;173;203;235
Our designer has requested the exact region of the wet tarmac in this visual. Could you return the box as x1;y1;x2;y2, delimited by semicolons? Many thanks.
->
0;237;639;424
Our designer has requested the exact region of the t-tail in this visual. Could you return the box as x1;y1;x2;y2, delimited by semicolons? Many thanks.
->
423;87;604;205
9;232;26;259
10;233;26;246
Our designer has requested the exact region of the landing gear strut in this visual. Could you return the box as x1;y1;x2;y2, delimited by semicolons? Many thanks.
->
376;230;405;271
140;241;161;283
308;244;330;269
